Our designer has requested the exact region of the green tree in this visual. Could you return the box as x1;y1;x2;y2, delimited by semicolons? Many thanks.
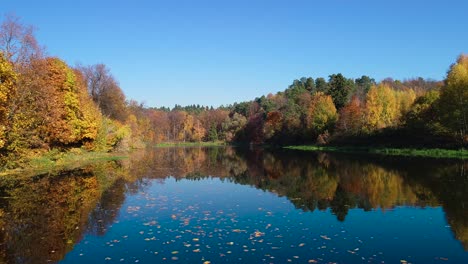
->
208;123;218;142
221;113;247;142
355;75;376;100
404;90;444;135
315;77;328;93
327;73;355;109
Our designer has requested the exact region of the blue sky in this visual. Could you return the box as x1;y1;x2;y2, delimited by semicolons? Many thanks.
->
2;0;467;107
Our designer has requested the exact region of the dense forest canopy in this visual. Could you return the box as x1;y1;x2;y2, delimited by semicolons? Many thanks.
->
0;15;466;166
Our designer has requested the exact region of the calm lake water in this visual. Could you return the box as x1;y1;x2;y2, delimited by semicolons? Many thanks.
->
0;147;467;263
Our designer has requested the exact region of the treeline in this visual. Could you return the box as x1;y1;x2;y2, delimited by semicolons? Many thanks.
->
233;68;466;147
0;14;466;166
142;59;465;148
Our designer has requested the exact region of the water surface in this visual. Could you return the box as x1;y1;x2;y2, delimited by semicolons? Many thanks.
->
0;147;466;263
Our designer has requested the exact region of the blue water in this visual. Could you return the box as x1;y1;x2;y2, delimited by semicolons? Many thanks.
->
61;177;467;264
1;147;465;263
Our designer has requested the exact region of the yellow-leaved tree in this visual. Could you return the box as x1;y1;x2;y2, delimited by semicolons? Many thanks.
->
0;52;17;148
439;54;468;144
364;84;398;132
307;92;338;142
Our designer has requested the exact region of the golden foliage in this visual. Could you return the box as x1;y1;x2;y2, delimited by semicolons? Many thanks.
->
364;84;398;131
0;52;17;148
307;92;338;135
439;54;468;143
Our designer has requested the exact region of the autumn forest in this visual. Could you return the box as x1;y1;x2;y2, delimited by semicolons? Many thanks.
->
0;15;467;169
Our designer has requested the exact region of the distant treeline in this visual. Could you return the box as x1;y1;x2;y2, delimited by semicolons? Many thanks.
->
0;14;466;165
130;59;467;149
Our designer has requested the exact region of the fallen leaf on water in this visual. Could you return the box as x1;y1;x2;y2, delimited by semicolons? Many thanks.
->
254;231;264;238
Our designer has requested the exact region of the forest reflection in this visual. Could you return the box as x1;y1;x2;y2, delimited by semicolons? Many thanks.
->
0;147;466;263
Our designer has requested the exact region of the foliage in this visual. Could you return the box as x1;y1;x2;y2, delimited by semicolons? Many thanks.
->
404;90;444;135
34;58;101;147
208;123;218;142
94;117;131;152
78;64;128;122
0;52;16;148
364;84;398;131
221;113;247;142
306;92;338;137
439;54;468;144
327;73;355;109
336;96;364;136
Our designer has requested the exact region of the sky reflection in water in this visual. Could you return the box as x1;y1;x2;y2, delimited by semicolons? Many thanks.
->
0;147;466;263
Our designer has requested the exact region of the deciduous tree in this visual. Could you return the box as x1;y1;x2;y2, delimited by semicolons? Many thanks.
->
307;92;338;137
336;96;364;136
439;54;468;144
364;84;398;131
0;52;16;148
0;14;42;67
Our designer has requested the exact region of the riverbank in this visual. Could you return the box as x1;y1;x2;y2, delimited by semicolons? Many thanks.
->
285;145;467;159
0;149;127;178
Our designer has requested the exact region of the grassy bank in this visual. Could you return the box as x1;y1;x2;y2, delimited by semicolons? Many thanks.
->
285;145;467;159
155;141;226;147
0;149;127;178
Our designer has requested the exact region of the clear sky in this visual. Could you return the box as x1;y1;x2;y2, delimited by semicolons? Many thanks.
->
1;0;467;107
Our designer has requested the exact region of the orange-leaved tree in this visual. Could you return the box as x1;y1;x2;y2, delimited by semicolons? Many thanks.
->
30;58;101;148
336;96;364;136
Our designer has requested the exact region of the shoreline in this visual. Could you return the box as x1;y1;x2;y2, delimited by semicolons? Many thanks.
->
284;145;467;159
0;149;127;178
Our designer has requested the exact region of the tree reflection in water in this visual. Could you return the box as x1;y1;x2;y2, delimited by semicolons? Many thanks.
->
0;147;466;263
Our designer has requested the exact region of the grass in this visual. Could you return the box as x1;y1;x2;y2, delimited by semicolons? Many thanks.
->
155;141;226;147
0;148;127;178
285;145;468;159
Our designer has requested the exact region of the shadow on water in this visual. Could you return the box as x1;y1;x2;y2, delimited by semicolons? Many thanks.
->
0;146;466;263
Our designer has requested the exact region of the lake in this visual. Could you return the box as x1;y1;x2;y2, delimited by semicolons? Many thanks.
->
0;147;467;263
